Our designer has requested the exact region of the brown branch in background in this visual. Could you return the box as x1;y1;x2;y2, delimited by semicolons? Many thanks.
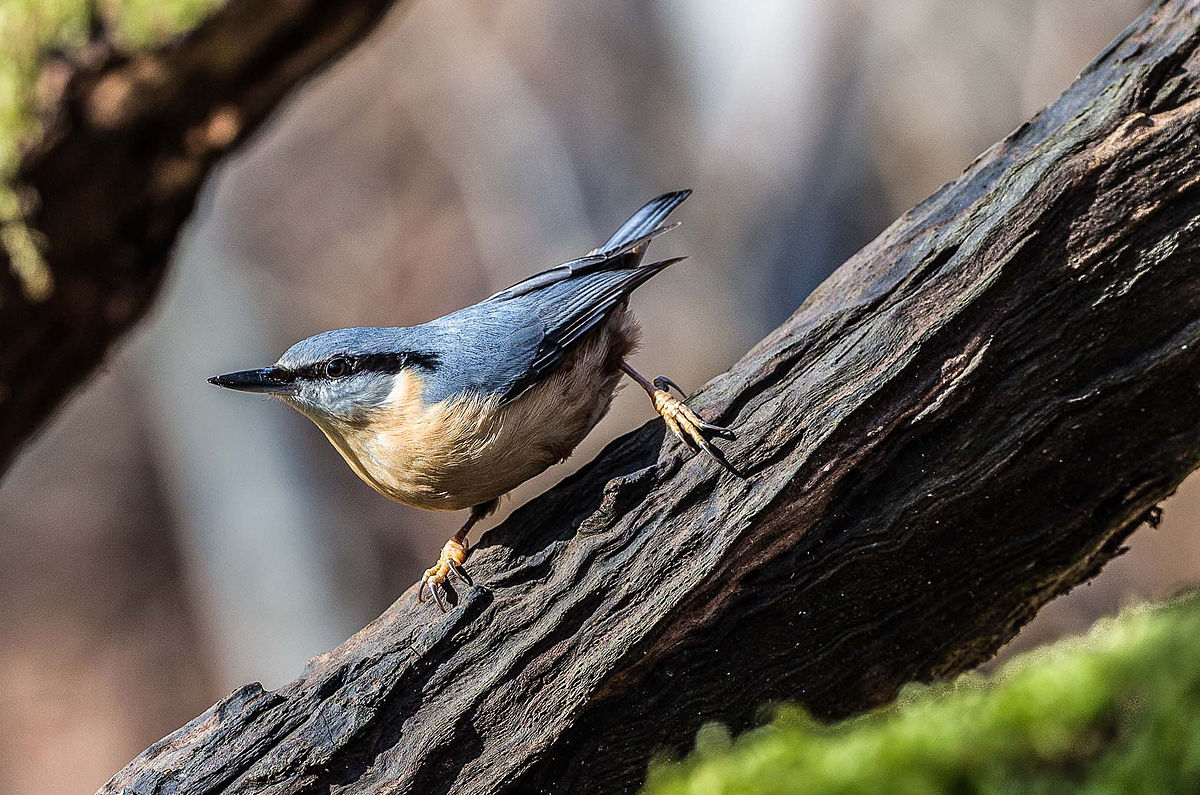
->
93;1;1200;793
0;0;405;474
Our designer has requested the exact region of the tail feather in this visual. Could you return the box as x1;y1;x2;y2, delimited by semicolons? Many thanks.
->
598;189;691;254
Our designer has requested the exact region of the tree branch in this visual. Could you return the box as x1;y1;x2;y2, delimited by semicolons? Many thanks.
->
99;1;1200;793
0;0;404;473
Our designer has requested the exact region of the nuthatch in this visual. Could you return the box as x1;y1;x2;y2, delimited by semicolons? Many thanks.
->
209;191;734;608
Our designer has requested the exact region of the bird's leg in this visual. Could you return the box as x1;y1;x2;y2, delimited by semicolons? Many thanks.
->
419;499;499;611
620;361;737;473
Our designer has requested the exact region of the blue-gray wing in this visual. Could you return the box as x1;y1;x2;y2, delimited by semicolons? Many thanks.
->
459;191;691;403
497;256;685;400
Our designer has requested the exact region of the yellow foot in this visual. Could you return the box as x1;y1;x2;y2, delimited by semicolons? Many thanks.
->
650;376;738;474
418;534;471;612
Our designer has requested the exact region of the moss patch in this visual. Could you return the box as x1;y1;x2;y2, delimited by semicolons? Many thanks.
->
644;591;1200;795
0;0;222;297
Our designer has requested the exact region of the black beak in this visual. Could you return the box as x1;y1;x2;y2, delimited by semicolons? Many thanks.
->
207;367;296;395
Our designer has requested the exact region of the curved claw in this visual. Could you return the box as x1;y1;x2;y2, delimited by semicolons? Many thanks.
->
694;435;740;476
697;419;737;440
449;560;473;586
417;577;448;612
419;573;450;613
653;375;687;397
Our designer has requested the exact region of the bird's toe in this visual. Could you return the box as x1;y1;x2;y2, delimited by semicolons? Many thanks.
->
418;536;471;613
650;387;739;475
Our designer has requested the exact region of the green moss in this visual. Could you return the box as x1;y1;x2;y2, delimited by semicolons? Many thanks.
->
644;592;1200;795
0;0;222;297
1;0;223;179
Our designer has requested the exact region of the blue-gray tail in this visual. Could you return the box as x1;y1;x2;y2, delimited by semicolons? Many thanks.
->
598;189;691;254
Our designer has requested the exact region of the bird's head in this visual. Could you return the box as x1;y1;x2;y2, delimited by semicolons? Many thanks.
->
208;327;439;427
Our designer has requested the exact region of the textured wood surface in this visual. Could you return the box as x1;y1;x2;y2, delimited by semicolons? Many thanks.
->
99;1;1200;793
0;0;403;474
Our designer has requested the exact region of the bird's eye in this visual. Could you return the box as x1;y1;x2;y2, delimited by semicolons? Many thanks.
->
325;357;351;378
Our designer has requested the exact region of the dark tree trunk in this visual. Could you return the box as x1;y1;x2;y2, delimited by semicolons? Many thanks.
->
88;0;1200;793
0;0;404;474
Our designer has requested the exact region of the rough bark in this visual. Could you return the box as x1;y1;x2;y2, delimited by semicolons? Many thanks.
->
0;0;403;474
99;1;1200;794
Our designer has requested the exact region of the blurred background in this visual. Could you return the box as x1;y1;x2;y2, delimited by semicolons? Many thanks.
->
1;0;1192;792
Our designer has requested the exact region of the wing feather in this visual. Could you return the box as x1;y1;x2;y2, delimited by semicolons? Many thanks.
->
501;258;686;401
454;191;691;403
482;222;679;304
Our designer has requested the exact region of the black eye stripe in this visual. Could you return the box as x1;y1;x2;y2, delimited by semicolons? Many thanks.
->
286;351;440;381
359;352;440;374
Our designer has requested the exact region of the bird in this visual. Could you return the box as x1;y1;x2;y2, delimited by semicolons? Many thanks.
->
208;190;735;609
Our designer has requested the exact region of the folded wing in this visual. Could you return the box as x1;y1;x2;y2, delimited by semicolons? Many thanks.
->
484;191;691;401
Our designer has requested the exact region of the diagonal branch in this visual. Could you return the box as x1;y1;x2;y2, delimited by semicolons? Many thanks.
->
100;1;1200;793
0;0;405;473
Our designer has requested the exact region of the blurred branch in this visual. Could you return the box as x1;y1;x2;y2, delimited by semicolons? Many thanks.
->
100;1;1200;794
0;0;404;474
